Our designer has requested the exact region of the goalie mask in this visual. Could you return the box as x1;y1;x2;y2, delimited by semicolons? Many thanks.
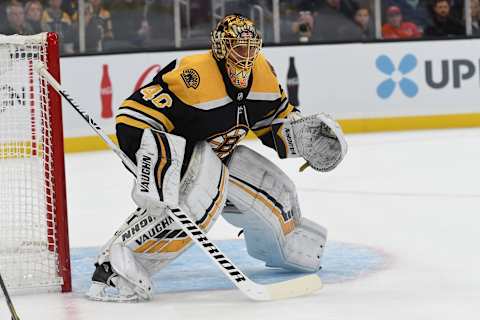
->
211;14;262;88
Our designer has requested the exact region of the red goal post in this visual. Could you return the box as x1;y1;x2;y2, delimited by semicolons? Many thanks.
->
0;32;71;293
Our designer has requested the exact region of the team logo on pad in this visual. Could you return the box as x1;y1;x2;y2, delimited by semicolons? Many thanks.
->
181;69;200;89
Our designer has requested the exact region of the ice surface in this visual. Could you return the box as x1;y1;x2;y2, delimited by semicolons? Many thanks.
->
1;129;479;319
71;241;386;294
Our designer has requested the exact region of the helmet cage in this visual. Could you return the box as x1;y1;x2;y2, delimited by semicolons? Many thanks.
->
223;36;262;70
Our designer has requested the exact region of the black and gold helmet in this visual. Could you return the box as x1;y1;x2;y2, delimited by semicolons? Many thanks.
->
211;14;263;70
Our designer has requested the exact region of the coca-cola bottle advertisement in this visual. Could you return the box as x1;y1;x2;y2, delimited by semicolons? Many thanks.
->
100;64;113;118
287;56;299;107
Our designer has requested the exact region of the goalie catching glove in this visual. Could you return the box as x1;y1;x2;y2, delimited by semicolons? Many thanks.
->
271;113;347;172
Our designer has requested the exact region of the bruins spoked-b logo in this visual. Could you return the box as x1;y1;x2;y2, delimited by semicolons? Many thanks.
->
207;125;249;159
181;68;200;89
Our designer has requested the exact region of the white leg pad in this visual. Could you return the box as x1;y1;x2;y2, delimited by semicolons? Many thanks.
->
179;141;229;224
110;243;153;300
132;128;186;211
101;141;228;276
224;145;327;272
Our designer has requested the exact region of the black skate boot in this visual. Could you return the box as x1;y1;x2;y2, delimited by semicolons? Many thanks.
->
86;262;138;302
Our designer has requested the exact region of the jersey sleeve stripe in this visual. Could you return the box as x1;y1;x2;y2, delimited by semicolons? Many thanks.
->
246;91;281;101
116;109;167;131
120;99;175;131
276;103;295;120
252;103;294;138
192;96;233;110
116;115;151;129
253;126;272;137
251;99;289;131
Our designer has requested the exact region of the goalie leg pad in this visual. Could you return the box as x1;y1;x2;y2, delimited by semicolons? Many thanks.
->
109;243;153;300
132;128;186;211
133;141;229;274
98;142;228;278
223;145;327;272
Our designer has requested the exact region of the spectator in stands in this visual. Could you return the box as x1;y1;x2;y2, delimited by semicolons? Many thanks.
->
0;2;8;33
146;0;175;48
25;0;44;34
350;6;374;39
3;2;35;35
62;1;78;18
292;10;314;42
42;0;75;53
382;5;422;39
424;0;465;37
470;0;480;35
74;0;113;52
89;0;113;40
110;0;150;48
293;0;362;41
383;0;431;32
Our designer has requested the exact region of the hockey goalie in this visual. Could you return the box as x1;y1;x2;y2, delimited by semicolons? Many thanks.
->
87;14;347;302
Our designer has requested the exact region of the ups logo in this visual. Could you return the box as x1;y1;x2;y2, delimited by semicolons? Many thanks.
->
181;69;200;89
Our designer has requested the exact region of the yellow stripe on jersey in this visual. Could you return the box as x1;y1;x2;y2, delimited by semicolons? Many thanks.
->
277;103;294;120
249;53;282;97
252;103;294;138
162;52;229;108
253;127;271;137
120;100;175;132
116;115;151;129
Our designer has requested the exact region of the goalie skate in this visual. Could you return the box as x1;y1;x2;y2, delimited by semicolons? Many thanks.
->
86;262;141;303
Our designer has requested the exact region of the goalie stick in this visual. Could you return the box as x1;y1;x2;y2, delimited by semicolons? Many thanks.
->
0;272;20;320
34;62;322;301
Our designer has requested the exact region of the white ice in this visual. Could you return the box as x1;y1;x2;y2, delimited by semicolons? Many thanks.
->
1;128;479;319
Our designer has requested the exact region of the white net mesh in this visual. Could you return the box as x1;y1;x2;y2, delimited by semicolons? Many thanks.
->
0;34;63;291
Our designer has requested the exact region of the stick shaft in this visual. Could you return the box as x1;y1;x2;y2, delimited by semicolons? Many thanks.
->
35;63;136;172
0;273;20;320
35;64;322;301
34;64;267;300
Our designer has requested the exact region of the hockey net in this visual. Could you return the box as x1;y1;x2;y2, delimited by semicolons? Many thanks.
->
0;33;71;293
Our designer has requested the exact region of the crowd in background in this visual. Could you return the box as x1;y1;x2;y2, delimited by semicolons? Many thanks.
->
0;0;173;54
287;0;471;41
0;0;478;55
